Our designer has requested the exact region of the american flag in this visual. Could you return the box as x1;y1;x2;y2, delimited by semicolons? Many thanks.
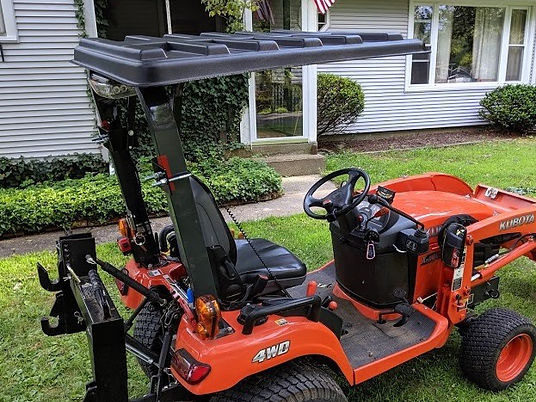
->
256;0;336;22
314;0;336;14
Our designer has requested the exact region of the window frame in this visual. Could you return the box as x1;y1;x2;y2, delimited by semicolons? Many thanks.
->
318;10;330;32
0;0;17;43
405;1;535;92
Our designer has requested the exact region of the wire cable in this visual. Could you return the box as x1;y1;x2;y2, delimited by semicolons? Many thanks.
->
223;206;291;298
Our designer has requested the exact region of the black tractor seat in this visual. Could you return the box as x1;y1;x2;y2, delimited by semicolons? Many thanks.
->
235;238;306;292
186;175;307;297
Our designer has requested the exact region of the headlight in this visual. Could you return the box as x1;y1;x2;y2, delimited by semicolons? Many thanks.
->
89;73;136;99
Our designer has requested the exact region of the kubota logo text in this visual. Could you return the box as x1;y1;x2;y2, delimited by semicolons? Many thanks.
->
252;341;290;363
499;214;535;231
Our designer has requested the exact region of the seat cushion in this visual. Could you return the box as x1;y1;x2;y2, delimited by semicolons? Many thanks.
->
235;238;306;291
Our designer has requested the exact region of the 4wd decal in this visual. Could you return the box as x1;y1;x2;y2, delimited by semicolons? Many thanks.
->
252;341;290;363
499;214;535;231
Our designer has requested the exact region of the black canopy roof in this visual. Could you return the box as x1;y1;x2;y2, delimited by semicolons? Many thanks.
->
73;31;426;87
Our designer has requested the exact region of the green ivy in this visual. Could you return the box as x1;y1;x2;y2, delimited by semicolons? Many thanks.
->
129;75;249;161
90;1;249;160
0;154;108;189
0;158;281;237
74;0;87;37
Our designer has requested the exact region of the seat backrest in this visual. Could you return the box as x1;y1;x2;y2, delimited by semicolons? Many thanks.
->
190;175;237;264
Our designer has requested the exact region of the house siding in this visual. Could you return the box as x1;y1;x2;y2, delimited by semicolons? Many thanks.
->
319;0;536;133
0;0;98;158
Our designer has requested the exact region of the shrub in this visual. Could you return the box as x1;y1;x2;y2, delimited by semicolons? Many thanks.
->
0;153;107;189
193;157;282;204
480;84;536;133
0;158;282;237
317;73;365;136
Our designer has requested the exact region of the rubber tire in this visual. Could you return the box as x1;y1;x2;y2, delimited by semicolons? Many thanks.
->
209;359;347;402
460;308;536;391
133;303;163;377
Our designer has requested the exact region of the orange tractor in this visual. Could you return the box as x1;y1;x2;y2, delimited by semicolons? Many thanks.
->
38;31;536;401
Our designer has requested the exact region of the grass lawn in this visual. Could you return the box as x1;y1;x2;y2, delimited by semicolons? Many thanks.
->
326;138;536;196
2;138;536;401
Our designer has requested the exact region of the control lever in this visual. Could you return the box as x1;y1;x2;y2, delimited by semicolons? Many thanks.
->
86;256;167;307
392;288;414;327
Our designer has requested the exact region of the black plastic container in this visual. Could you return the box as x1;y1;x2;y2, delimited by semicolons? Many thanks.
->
330;214;415;308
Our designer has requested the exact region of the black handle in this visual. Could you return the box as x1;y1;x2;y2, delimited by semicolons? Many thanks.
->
241;296;321;335
94;257;167;307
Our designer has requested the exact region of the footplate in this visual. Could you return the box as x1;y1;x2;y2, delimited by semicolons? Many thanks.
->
38;233;128;402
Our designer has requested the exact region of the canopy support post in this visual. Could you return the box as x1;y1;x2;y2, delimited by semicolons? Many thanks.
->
136;86;218;297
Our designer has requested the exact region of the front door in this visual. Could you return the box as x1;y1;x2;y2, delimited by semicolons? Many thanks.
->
253;0;304;140
243;0;317;145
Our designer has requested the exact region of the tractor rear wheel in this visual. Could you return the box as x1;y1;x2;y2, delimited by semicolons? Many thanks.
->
133;303;164;377
460;308;536;391
210;359;347;402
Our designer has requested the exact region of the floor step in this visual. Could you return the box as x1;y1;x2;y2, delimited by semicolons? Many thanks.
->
260;153;325;177
251;141;315;156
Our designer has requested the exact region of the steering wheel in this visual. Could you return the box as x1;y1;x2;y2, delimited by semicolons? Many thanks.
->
303;168;371;220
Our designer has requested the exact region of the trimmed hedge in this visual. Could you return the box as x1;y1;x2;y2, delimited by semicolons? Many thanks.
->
0;158;282;237
480;84;536;133
0;154;108;189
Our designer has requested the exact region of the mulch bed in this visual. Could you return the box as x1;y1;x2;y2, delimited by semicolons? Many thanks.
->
318;127;522;153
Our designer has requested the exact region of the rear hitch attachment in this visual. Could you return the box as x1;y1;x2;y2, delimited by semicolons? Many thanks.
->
39;233;129;401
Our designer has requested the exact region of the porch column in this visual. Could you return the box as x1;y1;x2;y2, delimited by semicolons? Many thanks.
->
302;0;318;145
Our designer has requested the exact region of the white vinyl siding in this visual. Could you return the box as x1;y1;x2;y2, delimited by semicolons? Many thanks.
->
318;0;536;133
0;0;98;158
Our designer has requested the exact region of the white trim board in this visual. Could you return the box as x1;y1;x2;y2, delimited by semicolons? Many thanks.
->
0;0;18;43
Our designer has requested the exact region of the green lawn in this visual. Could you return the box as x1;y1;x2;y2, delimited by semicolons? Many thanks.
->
326;138;536;196
2;138;536;401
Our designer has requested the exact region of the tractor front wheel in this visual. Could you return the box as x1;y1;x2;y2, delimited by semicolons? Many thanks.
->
460;308;536;391
210;359;347;402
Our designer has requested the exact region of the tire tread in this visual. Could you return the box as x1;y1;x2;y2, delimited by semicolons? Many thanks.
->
210;359;347;402
460;308;536;391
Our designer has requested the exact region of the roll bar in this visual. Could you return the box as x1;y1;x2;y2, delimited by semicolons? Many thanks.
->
74;30;427;298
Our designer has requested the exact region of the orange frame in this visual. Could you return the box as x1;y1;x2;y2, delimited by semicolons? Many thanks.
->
118;173;536;396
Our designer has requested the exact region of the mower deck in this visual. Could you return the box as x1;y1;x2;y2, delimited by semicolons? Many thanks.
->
289;262;444;373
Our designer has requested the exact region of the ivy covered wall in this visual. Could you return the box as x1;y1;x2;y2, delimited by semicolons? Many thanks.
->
87;0;250;160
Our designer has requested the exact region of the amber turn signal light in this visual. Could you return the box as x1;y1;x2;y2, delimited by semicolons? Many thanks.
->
118;218;130;238
195;295;221;339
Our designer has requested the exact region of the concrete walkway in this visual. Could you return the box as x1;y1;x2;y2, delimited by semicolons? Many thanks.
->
0;175;335;258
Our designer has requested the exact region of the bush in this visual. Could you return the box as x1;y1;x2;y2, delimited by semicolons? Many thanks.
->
317;73;365;136
0;153;107;189
480;84;536;133
0;158;282;237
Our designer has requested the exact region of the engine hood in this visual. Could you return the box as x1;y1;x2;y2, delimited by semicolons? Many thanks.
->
392;191;496;231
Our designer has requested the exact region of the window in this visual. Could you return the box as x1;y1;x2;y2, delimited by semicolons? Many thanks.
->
0;0;17;42
409;3;530;86
507;9;528;81
0;4;6;35
318;11;329;31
